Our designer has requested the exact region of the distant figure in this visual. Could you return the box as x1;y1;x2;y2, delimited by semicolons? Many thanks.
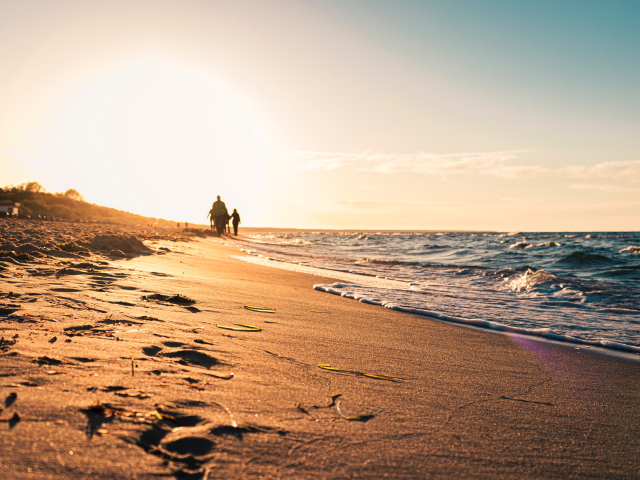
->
206;208;215;231
231;209;241;236
211;195;228;237
177;222;180;229
224;211;232;234
185;222;189;229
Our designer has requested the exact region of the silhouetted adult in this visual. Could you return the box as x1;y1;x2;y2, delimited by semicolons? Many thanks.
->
211;195;228;236
231;209;241;236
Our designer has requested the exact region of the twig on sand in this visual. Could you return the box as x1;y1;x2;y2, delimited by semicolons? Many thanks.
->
336;400;384;422
498;395;554;406
211;401;238;427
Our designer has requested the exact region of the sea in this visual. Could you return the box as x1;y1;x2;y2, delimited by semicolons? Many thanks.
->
227;231;640;354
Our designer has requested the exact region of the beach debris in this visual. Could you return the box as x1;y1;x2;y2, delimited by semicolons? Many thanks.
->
102;386;128;392
132;351;135;377
0;412;21;426
10;381;40;387
141;293;196;305
318;364;403;382
46;370;64;375
36;355;62;365
311;393;342;409
498;395;554;406
336;400;384;422
137;315;164;322
211;401;238;428
216;323;262;332
243;306;276;313
0;337;17;352
295;403;316;420
192;327;204;333
85;401;175;422
311;310;328;313
115;391;152;399
162;380;206;390
263;350;311;366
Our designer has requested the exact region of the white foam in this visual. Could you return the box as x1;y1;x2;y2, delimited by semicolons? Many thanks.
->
313;282;640;355
231;255;409;289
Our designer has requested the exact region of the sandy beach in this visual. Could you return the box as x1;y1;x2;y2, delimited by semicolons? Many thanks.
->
1;219;639;479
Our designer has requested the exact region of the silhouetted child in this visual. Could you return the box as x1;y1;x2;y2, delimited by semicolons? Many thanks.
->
231;209;241;236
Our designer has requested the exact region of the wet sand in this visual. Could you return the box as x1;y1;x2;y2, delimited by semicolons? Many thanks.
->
1;219;639;479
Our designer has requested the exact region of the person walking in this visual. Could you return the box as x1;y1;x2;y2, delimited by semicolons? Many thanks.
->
206;208;215;231
211;196;228;237
231;209;241;236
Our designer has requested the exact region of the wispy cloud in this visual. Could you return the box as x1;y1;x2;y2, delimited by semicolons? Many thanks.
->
286;150;640;183
334;199;462;211
569;183;640;193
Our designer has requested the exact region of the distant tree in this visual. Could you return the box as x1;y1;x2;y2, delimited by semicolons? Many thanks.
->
21;181;45;193
63;188;84;201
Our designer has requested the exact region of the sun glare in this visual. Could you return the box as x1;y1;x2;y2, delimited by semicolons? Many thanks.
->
35;64;268;224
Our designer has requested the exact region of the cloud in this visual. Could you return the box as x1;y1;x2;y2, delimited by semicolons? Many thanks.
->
569;183;640;193
287;150;640;183
293;149;526;175
333;199;462;211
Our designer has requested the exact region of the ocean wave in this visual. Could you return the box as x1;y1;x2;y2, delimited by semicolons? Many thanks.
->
313;282;640;354
509;241;561;249
229;230;640;352
558;251;612;265
354;258;413;266
501;268;558;292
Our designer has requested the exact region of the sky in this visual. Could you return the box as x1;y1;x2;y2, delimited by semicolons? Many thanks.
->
1;0;639;231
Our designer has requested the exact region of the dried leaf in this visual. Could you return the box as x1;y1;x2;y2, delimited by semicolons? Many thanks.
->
216;323;261;332
244;306;276;313
318;364;402;382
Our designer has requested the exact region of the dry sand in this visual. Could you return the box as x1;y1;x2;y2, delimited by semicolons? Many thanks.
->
0;219;639;479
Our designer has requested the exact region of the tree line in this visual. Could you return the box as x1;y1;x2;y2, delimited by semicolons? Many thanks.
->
0;182;176;227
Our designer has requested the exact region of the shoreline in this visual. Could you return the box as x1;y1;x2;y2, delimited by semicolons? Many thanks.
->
1;222;639;479
230;243;640;360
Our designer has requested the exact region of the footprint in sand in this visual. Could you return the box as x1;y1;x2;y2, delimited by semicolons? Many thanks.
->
142;346;163;356
162;341;187;348
162;350;219;369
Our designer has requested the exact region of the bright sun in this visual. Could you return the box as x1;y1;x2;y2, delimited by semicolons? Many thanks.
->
36;64;269;224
